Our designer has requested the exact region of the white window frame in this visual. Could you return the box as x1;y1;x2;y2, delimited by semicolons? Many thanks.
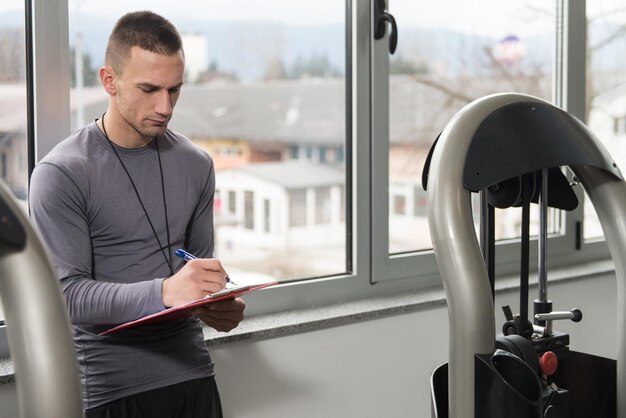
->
370;0;611;286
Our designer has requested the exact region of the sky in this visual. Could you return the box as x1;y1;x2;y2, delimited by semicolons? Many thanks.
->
1;0;625;37
71;0;553;38
74;0;344;26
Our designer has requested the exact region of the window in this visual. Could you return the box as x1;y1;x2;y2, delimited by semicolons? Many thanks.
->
388;0;556;252
4;0;601;324
0;1;28;202
372;0;565;282
304;145;313;161
67;0;347;284
315;187;331;224
288;145;299;160
227;190;236;214
335;146;344;163
319;145;328;163
584;0;626;240
288;189;307;227
0;0;28;325
263;198;270;233
244;190;254;230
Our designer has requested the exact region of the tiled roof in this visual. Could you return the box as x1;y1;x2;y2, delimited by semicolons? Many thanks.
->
74;76;457;146
3;76;477;146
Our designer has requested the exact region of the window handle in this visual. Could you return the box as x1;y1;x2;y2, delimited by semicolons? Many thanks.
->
374;0;398;54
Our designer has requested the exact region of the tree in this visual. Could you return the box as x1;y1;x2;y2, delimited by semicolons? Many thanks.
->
288;52;342;79
390;54;428;75
195;60;239;83
69;47;98;88
0;28;24;83
586;6;626;122
263;57;288;81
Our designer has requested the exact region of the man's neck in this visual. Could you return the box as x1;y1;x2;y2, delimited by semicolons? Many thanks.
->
99;111;152;149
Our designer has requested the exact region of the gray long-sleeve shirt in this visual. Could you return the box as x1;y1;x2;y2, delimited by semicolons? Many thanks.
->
29;122;216;409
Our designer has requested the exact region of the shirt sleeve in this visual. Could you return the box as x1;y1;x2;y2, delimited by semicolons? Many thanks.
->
29;162;165;326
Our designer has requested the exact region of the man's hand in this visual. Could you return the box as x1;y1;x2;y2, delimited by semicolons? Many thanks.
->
191;297;246;332
162;258;228;307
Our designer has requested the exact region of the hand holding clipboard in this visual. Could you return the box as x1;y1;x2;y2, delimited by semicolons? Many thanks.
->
99;249;277;336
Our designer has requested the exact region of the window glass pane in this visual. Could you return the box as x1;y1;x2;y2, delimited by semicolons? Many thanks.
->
68;0;347;282
388;0;557;254
0;1;27;323
584;0;626;240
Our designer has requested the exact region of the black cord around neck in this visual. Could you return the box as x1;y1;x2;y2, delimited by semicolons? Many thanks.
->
100;112;173;276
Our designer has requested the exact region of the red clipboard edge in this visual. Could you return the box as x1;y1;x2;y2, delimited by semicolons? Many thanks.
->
98;281;277;336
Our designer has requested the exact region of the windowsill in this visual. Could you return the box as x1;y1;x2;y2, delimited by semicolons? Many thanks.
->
201;259;615;347
0;258;616;385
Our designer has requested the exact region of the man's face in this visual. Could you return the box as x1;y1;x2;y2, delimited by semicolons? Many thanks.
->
114;46;185;141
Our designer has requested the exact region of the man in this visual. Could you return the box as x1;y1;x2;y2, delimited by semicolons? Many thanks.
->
29;11;244;418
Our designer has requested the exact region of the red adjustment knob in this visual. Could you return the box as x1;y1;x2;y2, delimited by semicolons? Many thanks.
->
540;351;558;376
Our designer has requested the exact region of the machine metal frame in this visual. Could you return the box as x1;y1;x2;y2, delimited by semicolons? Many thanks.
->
0;181;82;418
426;93;626;417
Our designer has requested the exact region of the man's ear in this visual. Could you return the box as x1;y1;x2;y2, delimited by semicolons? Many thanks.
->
99;66;117;95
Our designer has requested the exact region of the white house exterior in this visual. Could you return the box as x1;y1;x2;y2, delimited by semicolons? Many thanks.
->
214;161;345;277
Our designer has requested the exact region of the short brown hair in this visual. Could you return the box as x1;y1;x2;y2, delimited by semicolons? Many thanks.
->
105;11;183;73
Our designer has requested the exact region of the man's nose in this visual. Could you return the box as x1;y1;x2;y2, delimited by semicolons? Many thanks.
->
155;91;173;116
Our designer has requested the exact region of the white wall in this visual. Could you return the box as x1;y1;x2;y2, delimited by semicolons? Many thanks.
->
213;307;449;418
0;271;617;418
212;272;616;418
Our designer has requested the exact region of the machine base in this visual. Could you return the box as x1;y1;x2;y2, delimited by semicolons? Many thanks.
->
431;351;616;418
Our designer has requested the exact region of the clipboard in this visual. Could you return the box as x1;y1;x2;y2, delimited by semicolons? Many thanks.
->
99;281;277;336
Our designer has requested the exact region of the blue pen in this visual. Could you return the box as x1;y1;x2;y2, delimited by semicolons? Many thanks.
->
175;248;236;286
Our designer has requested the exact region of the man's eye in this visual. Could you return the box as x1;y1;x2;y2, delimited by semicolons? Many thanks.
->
169;88;180;94
141;88;155;93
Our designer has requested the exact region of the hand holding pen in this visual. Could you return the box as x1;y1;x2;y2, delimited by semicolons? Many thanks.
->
175;249;236;287
161;249;232;307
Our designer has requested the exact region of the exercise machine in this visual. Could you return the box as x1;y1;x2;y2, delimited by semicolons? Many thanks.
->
0;180;82;417
424;93;626;417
